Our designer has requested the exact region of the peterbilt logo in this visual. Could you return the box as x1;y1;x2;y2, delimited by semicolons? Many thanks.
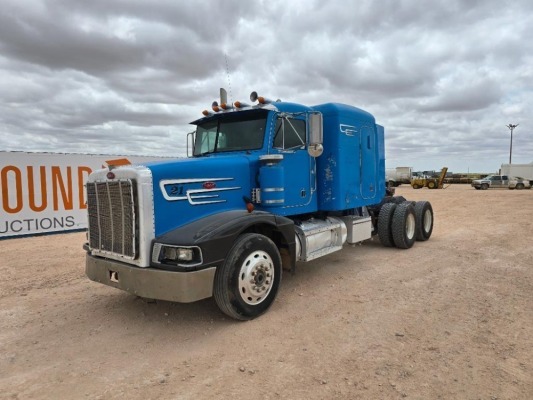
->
160;178;239;205
340;124;357;136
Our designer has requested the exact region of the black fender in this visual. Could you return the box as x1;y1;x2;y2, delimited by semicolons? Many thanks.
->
151;210;296;272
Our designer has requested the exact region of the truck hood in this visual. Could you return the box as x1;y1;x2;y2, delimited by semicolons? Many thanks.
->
146;155;253;236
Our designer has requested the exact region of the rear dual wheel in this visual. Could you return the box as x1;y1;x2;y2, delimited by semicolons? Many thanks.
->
378;202;416;249
378;201;434;249
414;201;433;241
377;203;397;247
391;202;417;249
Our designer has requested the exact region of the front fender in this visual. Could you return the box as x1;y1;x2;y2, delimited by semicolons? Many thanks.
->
151;210;295;271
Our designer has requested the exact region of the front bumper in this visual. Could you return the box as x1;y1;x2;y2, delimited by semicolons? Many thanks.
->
86;254;216;303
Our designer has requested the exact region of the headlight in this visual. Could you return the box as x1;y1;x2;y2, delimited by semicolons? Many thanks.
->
152;244;202;267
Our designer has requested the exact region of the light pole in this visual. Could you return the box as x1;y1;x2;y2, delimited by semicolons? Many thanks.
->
506;124;519;164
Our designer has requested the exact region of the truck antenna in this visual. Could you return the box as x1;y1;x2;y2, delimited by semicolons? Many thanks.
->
224;53;233;105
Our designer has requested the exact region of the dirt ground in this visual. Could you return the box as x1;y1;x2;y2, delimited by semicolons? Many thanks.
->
1;184;532;400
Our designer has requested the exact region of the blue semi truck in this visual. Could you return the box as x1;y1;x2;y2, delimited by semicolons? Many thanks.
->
85;91;434;320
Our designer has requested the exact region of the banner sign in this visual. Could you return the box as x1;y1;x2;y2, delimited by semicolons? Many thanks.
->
0;152;167;238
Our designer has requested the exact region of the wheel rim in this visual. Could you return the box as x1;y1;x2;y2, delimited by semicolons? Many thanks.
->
239;250;274;305
406;213;416;239
423;209;432;233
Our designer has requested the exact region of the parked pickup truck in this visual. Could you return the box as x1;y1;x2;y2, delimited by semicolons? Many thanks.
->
471;175;531;190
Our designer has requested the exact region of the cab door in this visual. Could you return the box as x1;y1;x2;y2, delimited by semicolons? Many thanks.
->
501;175;509;188
272;114;316;212
492;176;502;188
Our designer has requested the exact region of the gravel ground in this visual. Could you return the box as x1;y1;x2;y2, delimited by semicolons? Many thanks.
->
1;184;532;400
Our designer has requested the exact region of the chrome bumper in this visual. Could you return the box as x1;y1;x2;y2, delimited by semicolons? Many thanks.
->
86;254;216;303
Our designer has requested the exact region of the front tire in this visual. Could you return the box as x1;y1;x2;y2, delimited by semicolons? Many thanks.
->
481;183;489;190
214;233;282;320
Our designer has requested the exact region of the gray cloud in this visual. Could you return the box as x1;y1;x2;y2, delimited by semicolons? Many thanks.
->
1;0;532;172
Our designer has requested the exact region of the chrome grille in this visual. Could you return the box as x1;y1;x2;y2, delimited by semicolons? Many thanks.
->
87;180;137;258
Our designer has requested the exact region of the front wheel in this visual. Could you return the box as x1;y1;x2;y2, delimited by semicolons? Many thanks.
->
214;233;282;320
481;183;489;190
515;183;524;190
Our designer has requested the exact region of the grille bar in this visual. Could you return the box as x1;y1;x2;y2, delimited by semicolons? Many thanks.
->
87;180;137;259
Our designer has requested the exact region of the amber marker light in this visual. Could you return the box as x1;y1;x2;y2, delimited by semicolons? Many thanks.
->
243;196;254;213
234;101;248;108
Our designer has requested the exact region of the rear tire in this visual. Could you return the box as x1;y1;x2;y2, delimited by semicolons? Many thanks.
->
378;203;397;247
214;233;281;320
412;184;421;189
414;201;433;241
515;183;524;190
392;203;416;249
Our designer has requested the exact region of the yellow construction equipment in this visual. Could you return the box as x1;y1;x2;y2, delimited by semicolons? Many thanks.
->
411;167;448;189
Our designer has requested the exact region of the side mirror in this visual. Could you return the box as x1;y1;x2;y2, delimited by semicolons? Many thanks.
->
308;113;323;157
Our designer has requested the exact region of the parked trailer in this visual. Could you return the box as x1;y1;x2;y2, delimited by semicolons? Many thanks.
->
85;90;434;320
500;162;533;181
386;166;413;187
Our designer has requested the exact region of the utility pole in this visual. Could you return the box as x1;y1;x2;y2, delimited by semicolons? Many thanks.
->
506;124;519;164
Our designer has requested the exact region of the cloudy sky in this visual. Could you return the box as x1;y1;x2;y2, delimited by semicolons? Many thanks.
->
1;0;532;173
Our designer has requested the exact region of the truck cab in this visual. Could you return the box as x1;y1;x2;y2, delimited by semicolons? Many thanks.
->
85;91;433;320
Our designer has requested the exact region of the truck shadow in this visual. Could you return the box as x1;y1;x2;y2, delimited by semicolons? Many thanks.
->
80;243;379;335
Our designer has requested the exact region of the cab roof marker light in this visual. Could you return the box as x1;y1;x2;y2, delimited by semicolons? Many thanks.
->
234;101;250;109
220;103;234;110
202;109;213;116
212;101;221;112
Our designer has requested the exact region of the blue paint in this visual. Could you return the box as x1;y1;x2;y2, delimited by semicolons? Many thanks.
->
145;101;385;236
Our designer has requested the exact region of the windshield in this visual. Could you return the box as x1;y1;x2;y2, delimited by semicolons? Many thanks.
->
193;110;267;156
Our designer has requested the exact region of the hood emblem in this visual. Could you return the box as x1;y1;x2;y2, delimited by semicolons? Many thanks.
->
160;178;239;205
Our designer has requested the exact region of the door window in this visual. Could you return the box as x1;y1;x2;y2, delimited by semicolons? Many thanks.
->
273;117;306;150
